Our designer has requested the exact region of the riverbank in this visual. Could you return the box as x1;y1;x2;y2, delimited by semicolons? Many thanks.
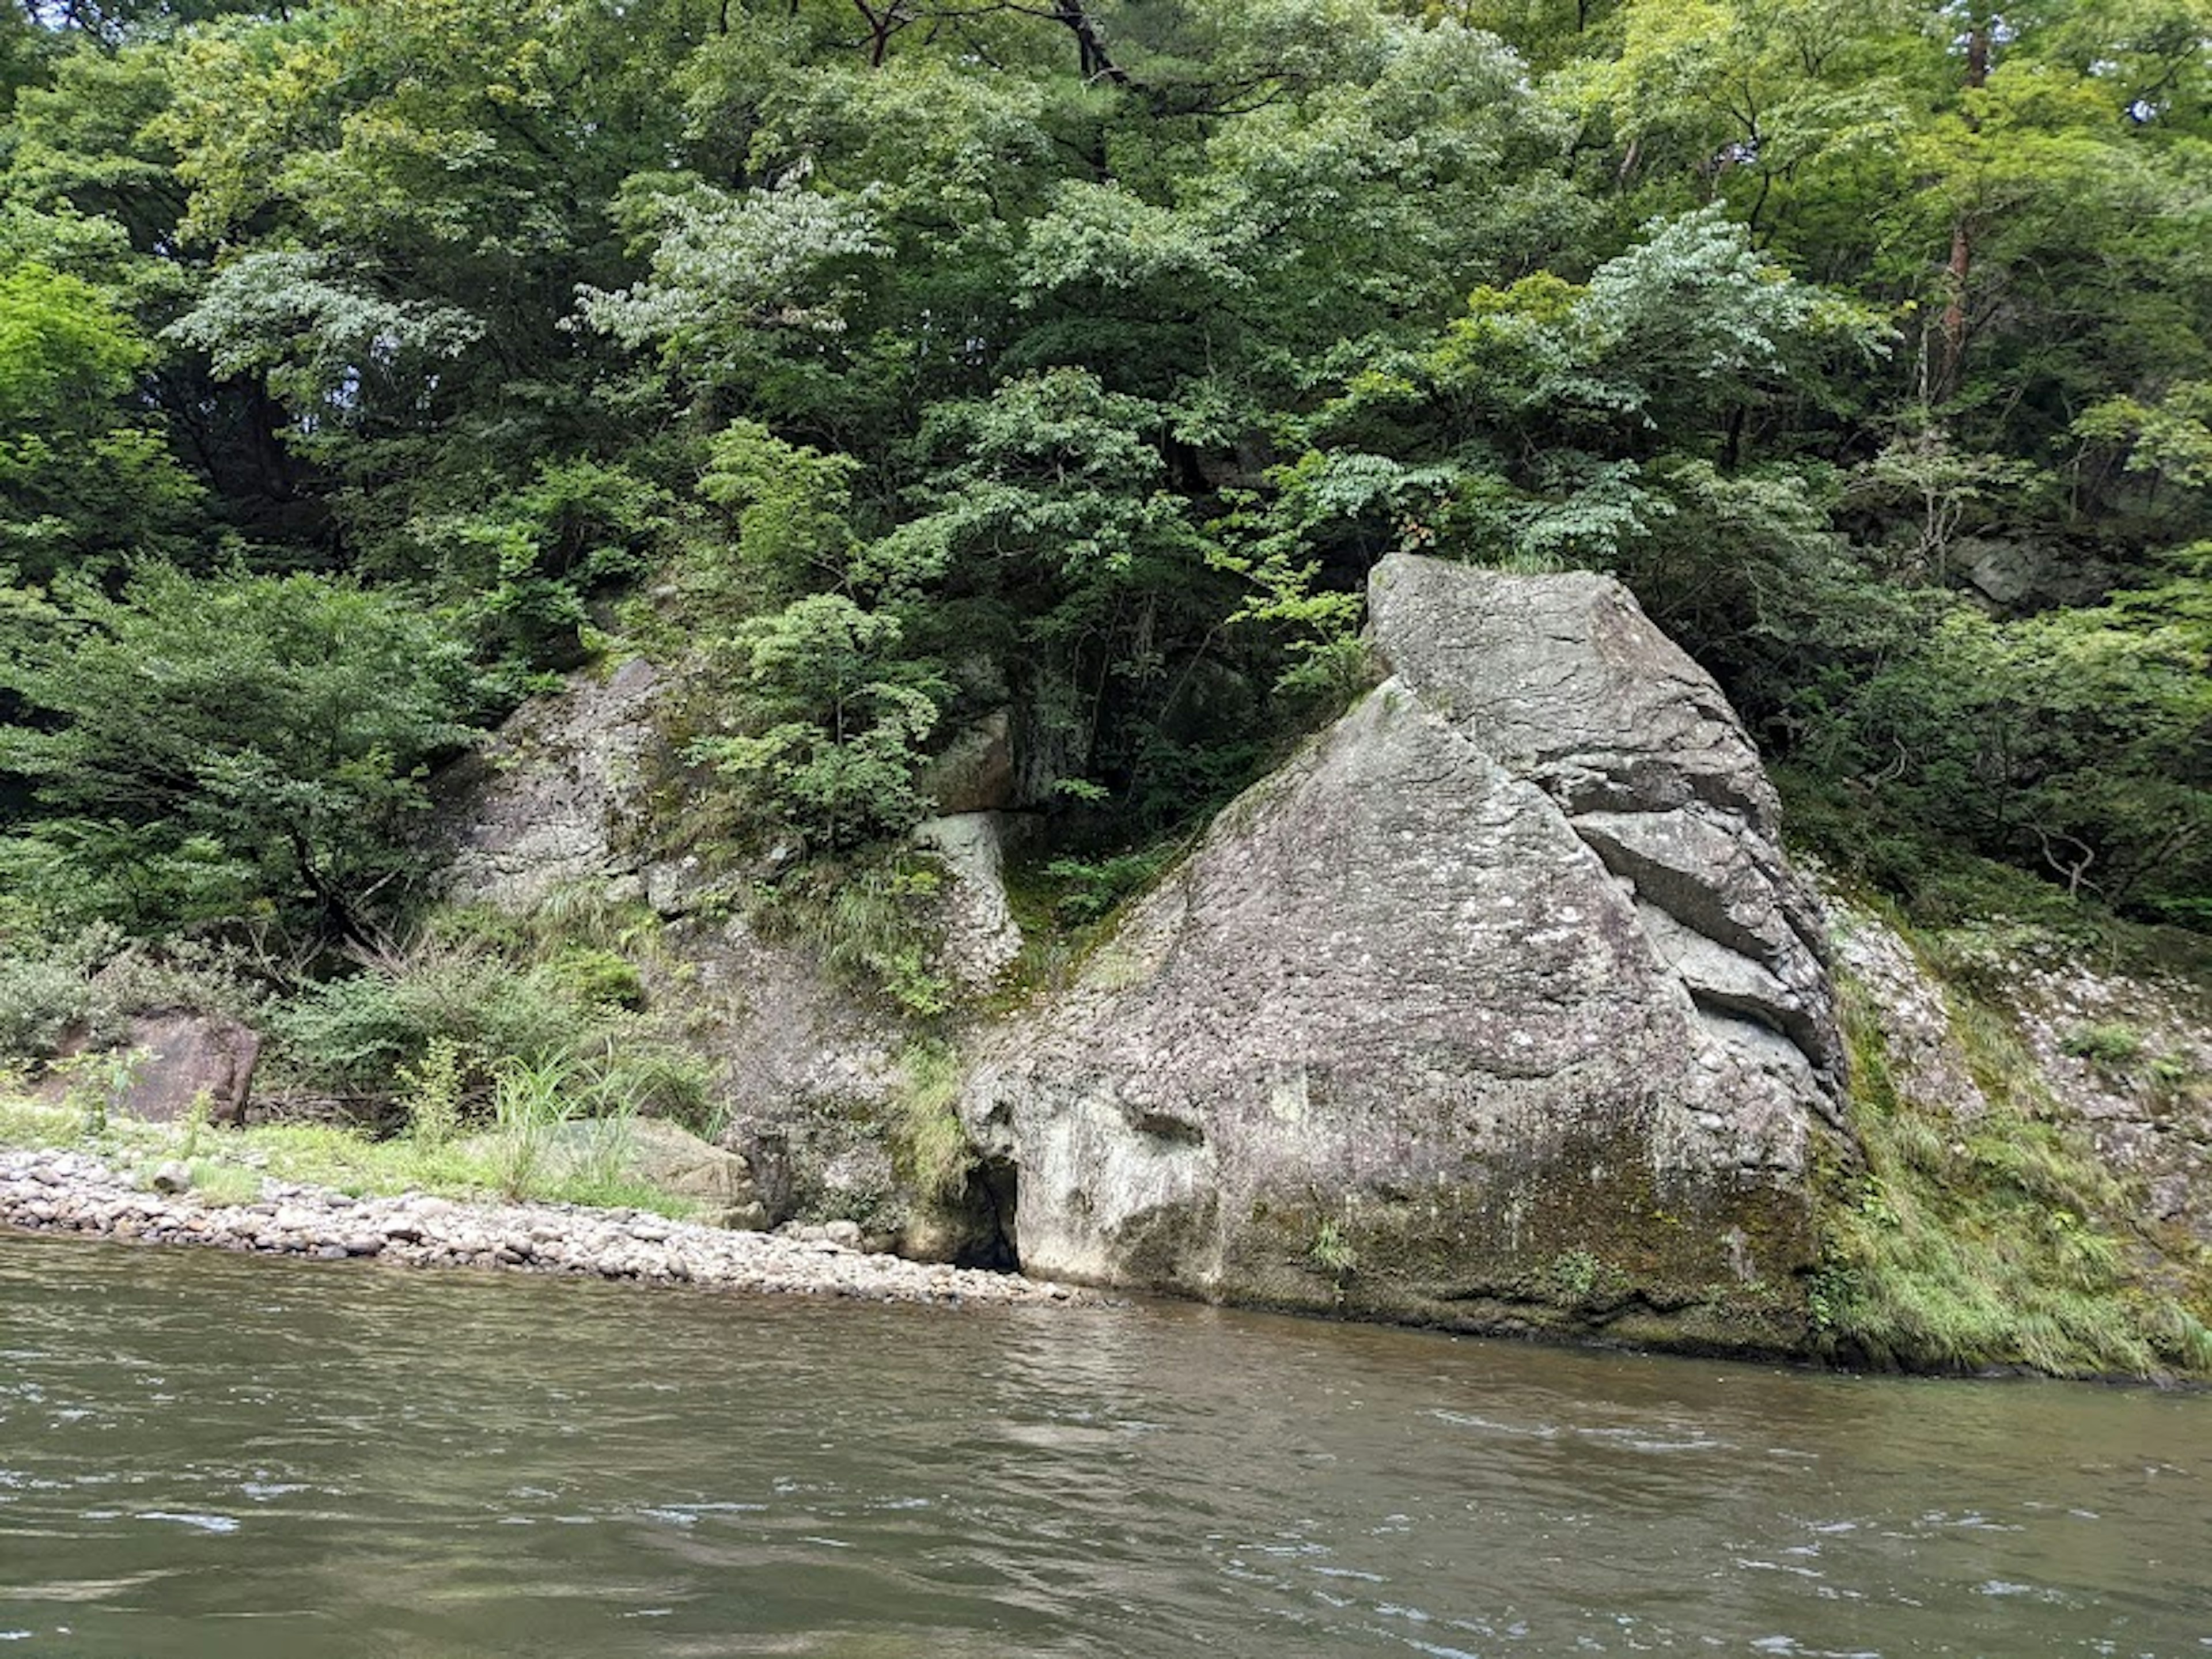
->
0;1146;1078;1308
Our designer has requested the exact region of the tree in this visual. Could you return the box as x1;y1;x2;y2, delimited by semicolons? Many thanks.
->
0;259;200;579
0;566;475;937
691;593;946;851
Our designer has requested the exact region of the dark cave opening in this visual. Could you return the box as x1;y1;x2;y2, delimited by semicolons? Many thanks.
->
952;1156;1021;1272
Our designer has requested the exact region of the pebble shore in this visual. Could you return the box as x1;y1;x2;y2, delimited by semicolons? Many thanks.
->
0;1147;1078;1309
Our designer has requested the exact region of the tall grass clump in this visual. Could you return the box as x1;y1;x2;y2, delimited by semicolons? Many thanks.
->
268;921;707;1128
748;855;952;1019
888;1039;973;1204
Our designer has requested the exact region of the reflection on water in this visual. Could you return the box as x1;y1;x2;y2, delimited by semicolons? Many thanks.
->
1;1231;2207;1657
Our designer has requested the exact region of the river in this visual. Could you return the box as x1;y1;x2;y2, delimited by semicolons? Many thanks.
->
1;1233;2206;1656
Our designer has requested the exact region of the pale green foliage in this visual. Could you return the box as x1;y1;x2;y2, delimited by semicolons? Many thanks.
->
171;249;483;416
2075;382;2212;490
1852;428;2039;577
396;1035;467;1150
1571;0;1919;236
0;260;141;417
891;1039;971;1203
1308;1217;1357;1277
577;176;886;362
0;927;123;1058
863;368;1198;595
1016;179;1261;301
0;926;267;1060
697;420;865;595
1574;206;1860;419
0;259;199;577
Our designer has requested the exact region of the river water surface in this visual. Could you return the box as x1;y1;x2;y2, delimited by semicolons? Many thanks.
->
2;1232;2207;1657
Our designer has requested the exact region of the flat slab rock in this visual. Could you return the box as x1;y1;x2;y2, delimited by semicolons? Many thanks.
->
963;553;1846;1349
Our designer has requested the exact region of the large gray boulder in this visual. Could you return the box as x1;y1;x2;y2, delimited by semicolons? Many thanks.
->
961;553;1848;1350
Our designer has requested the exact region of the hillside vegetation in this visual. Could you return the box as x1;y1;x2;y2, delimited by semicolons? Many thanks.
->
0;1;2206;1135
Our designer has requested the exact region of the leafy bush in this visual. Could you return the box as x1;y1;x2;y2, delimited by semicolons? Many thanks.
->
0;930;116;1059
272;941;579;1099
1040;849;1176;927
541;945;646;1010
689;594;949;853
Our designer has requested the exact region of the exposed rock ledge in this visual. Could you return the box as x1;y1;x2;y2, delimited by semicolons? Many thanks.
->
959;552;1849;1349
0;1149;1077;1310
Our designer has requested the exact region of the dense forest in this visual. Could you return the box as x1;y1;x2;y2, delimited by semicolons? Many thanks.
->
1;0;2207;1009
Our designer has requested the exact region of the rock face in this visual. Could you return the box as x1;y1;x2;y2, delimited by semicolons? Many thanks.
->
912;812;1024;991
1832;894;2212;1244
428;659;971;1232
960;553;1847;1348
436;656;666;909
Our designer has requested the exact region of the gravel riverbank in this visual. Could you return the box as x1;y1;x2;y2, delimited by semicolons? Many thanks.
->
0;1147;1079;1309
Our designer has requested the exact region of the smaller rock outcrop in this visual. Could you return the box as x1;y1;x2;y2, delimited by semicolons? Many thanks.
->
429;661;914;1226
1833;893;2212;1242
39;1013;262;1126
437;656;665;909
124;1013;262;1125
912;812;1023;991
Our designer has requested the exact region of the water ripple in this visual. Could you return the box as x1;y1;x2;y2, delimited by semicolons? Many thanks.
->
2;1232;2208;1657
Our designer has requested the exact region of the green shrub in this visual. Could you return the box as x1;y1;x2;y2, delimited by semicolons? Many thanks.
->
272;940;578;1097
0;927;273;1066
1307;1217;1358;1275
396;1036;467;1149
0;566;476;940
2059;1022;2146;1067
0;937;111;1058
1041;849;1175;927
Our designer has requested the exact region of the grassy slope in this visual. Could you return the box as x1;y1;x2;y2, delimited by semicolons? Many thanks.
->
1812;906;2212;1380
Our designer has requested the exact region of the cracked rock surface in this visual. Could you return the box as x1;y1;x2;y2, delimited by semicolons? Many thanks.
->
962;553;1847;1350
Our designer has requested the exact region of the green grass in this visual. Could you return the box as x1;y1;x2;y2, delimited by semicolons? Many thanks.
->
887;1039;972;1205
2059;1021;2146;1067
1812;972;2212;1380
0;1095;696;1219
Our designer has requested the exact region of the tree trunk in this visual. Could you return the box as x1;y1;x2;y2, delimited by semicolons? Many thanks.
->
1052;0;1131;86
1935;18;1991;404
